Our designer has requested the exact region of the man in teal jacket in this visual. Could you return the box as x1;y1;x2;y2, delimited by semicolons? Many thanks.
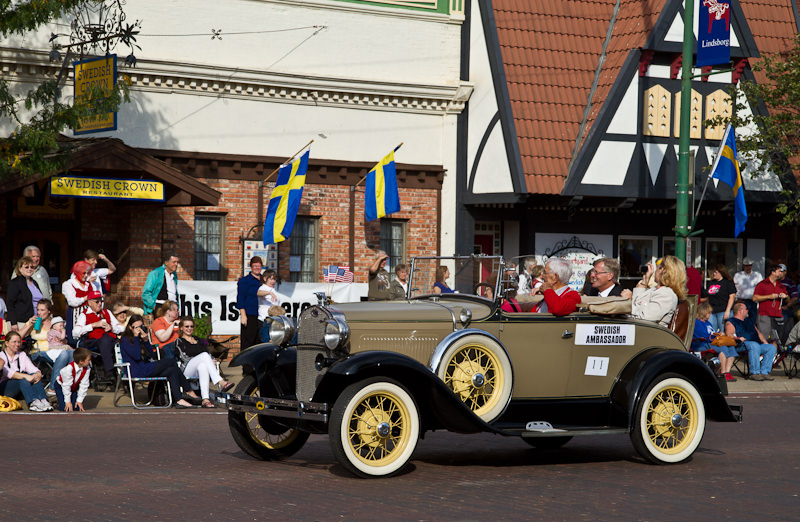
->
142;255;180;315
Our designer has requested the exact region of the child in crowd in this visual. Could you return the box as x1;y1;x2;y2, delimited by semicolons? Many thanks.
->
692;301;738;382
55;347;92;412
47;316;69;350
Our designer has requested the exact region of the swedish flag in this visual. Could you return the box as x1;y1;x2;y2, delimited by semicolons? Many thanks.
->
263;150;309;244
365;150;401;221
711;124;747;237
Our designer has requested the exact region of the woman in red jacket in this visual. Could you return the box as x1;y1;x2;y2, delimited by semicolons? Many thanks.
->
537;258;581;316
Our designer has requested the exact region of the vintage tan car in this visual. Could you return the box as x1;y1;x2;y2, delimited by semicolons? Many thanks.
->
221;256;741;477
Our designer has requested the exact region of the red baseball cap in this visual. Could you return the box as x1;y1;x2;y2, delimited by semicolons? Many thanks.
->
87;290;103;301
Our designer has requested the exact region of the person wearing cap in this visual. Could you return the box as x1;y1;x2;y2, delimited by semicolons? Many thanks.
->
734;257;763;324
753;264;789;340
47;316;69;351
73;290;124;380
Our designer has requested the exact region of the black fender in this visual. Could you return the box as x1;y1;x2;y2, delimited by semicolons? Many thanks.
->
611;348;739;429
315;351;498;435
229;343;297;398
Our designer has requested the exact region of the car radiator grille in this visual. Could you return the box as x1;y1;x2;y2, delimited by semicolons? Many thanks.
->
296;306;331;402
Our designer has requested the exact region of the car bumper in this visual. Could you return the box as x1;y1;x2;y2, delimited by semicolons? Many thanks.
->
216;392;329;422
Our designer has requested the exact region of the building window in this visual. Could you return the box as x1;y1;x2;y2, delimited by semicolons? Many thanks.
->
380;219;406;275
194;214;224;280
618;236;657;282
289;217;317;282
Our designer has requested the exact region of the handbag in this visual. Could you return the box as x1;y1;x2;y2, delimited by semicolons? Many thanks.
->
0;396;22;412
711;334;737;347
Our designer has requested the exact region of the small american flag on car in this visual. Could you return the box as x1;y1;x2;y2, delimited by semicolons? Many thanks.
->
335;265;354;283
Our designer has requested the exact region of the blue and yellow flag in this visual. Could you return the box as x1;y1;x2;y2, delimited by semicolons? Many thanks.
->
365;150;401;221
711;124;747;237
263;150;310;244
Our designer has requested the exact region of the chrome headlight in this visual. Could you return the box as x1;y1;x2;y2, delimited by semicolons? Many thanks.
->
268;315;296;346
323;316;350;350
458;307;472;327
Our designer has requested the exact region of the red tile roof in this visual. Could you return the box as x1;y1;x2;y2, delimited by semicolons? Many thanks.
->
493;0;798;195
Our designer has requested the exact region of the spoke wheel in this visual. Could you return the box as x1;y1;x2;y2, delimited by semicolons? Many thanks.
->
330;379;419;478
631;374;705;464
436;335;512;423
228;374;309;461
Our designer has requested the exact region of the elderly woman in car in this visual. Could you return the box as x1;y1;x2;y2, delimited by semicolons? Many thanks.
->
536;258;581;316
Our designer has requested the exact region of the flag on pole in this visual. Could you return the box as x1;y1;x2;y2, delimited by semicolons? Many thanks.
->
710;124;747;237
263;150;310;244
364;150;401;221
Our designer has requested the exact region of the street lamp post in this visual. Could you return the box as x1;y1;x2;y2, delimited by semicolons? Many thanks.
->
675;0;695;265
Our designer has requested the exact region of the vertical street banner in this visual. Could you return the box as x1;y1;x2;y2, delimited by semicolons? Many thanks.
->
696;0;732;67
73;54;118;134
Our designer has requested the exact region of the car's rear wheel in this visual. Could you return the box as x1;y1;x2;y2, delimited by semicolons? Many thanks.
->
523;436;573;449
436;335;512;422
631;374;705;464
329;378;420;478
228;374;309;460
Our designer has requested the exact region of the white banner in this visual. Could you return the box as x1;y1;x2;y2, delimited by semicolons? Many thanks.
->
178;281;368;335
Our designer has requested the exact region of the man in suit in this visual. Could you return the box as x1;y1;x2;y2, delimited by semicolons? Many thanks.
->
584;257;624;297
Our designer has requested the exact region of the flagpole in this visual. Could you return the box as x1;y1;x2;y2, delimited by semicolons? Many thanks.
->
691;173;713;231
264;139;314;183
355;142;404;187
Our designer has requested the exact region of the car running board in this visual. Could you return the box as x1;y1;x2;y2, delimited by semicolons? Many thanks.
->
520;421;627;438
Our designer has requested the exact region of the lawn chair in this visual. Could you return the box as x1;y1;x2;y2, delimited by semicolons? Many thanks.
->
112;342;173;409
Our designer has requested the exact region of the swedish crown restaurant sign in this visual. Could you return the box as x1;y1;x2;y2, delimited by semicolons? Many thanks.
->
50;176;165;201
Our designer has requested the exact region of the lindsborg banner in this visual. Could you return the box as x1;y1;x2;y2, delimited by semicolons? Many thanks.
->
697;0;731;67
179;280;367;335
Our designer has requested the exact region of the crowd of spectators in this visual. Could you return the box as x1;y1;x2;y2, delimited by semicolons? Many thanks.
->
0;248;230;412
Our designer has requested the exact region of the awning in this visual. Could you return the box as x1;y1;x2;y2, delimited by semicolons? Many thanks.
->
0;136;221;206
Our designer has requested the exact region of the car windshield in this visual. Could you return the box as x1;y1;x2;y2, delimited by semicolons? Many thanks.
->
408;255;504;300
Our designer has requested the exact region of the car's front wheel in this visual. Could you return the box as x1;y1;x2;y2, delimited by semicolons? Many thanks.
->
228;374;309;461
631;374;705;464
329;378;420;478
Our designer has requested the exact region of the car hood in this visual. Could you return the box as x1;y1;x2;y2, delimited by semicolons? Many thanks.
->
328;300;460;323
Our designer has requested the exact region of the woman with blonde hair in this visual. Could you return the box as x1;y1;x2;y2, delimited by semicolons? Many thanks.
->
627;255;686;327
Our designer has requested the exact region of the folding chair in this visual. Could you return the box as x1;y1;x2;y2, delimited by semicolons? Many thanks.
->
113;342;173;409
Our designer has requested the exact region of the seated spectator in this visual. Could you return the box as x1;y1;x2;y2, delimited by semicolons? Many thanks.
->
175;316;234;408
0;331;53;411
73;290;123;382
584;258;623;297
389;264;409;300
120;315;200;409
18;298;54;356
433;265;455;294
55;347;92;412
110;302;144;330
529;266;544;295
692;302;737;382
501;284;521;313
623;256;686;327
536;258;581;316
152;300;180;359
62;260;92;343
7;255;42;330
47;316;69;351
517;258;537;295
725;302;777;381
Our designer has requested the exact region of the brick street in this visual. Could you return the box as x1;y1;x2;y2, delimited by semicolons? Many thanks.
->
3;395;799;521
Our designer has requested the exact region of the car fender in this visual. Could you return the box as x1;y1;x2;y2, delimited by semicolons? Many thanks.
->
611;348;739;428
316;351;498;435
229;343;298;393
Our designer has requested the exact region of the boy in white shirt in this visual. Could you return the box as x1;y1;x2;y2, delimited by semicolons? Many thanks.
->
55;348;92;412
